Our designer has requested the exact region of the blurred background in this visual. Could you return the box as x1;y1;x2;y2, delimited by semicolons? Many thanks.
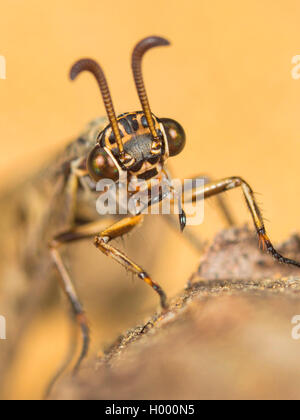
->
1;0;300;400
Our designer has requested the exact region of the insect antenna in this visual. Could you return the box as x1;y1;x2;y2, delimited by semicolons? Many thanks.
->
70;58;124;156
131;36;170;140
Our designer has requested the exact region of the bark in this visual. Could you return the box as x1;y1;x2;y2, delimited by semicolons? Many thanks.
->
51;226;300;400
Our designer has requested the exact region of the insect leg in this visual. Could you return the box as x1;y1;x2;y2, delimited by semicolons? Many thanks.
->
163;174;235;253
190;176;300;268
50;213;167;380
94;215;168;309
50;247;89;373
183;174;236;226
44;313;78;399
49;217;116;376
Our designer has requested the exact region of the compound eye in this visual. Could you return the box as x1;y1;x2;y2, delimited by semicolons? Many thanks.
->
87;145;119;181
160;118;186;157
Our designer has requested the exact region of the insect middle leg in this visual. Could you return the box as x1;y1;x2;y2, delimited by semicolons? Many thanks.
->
189;176;300;268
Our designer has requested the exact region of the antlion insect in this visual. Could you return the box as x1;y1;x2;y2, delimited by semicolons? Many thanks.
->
48;35;300;382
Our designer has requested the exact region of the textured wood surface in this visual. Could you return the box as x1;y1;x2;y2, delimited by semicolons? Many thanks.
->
51;226;300;400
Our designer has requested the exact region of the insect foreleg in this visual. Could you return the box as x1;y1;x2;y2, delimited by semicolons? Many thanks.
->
163;174;235;253
49;213;167;390
190;176;300;268
182;174;236;227
94;215;168;309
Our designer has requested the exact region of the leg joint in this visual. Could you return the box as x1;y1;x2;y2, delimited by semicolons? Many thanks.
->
49;239;59;250
94;235;110;247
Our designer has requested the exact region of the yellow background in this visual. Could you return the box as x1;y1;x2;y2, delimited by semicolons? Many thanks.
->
1;0;300;399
